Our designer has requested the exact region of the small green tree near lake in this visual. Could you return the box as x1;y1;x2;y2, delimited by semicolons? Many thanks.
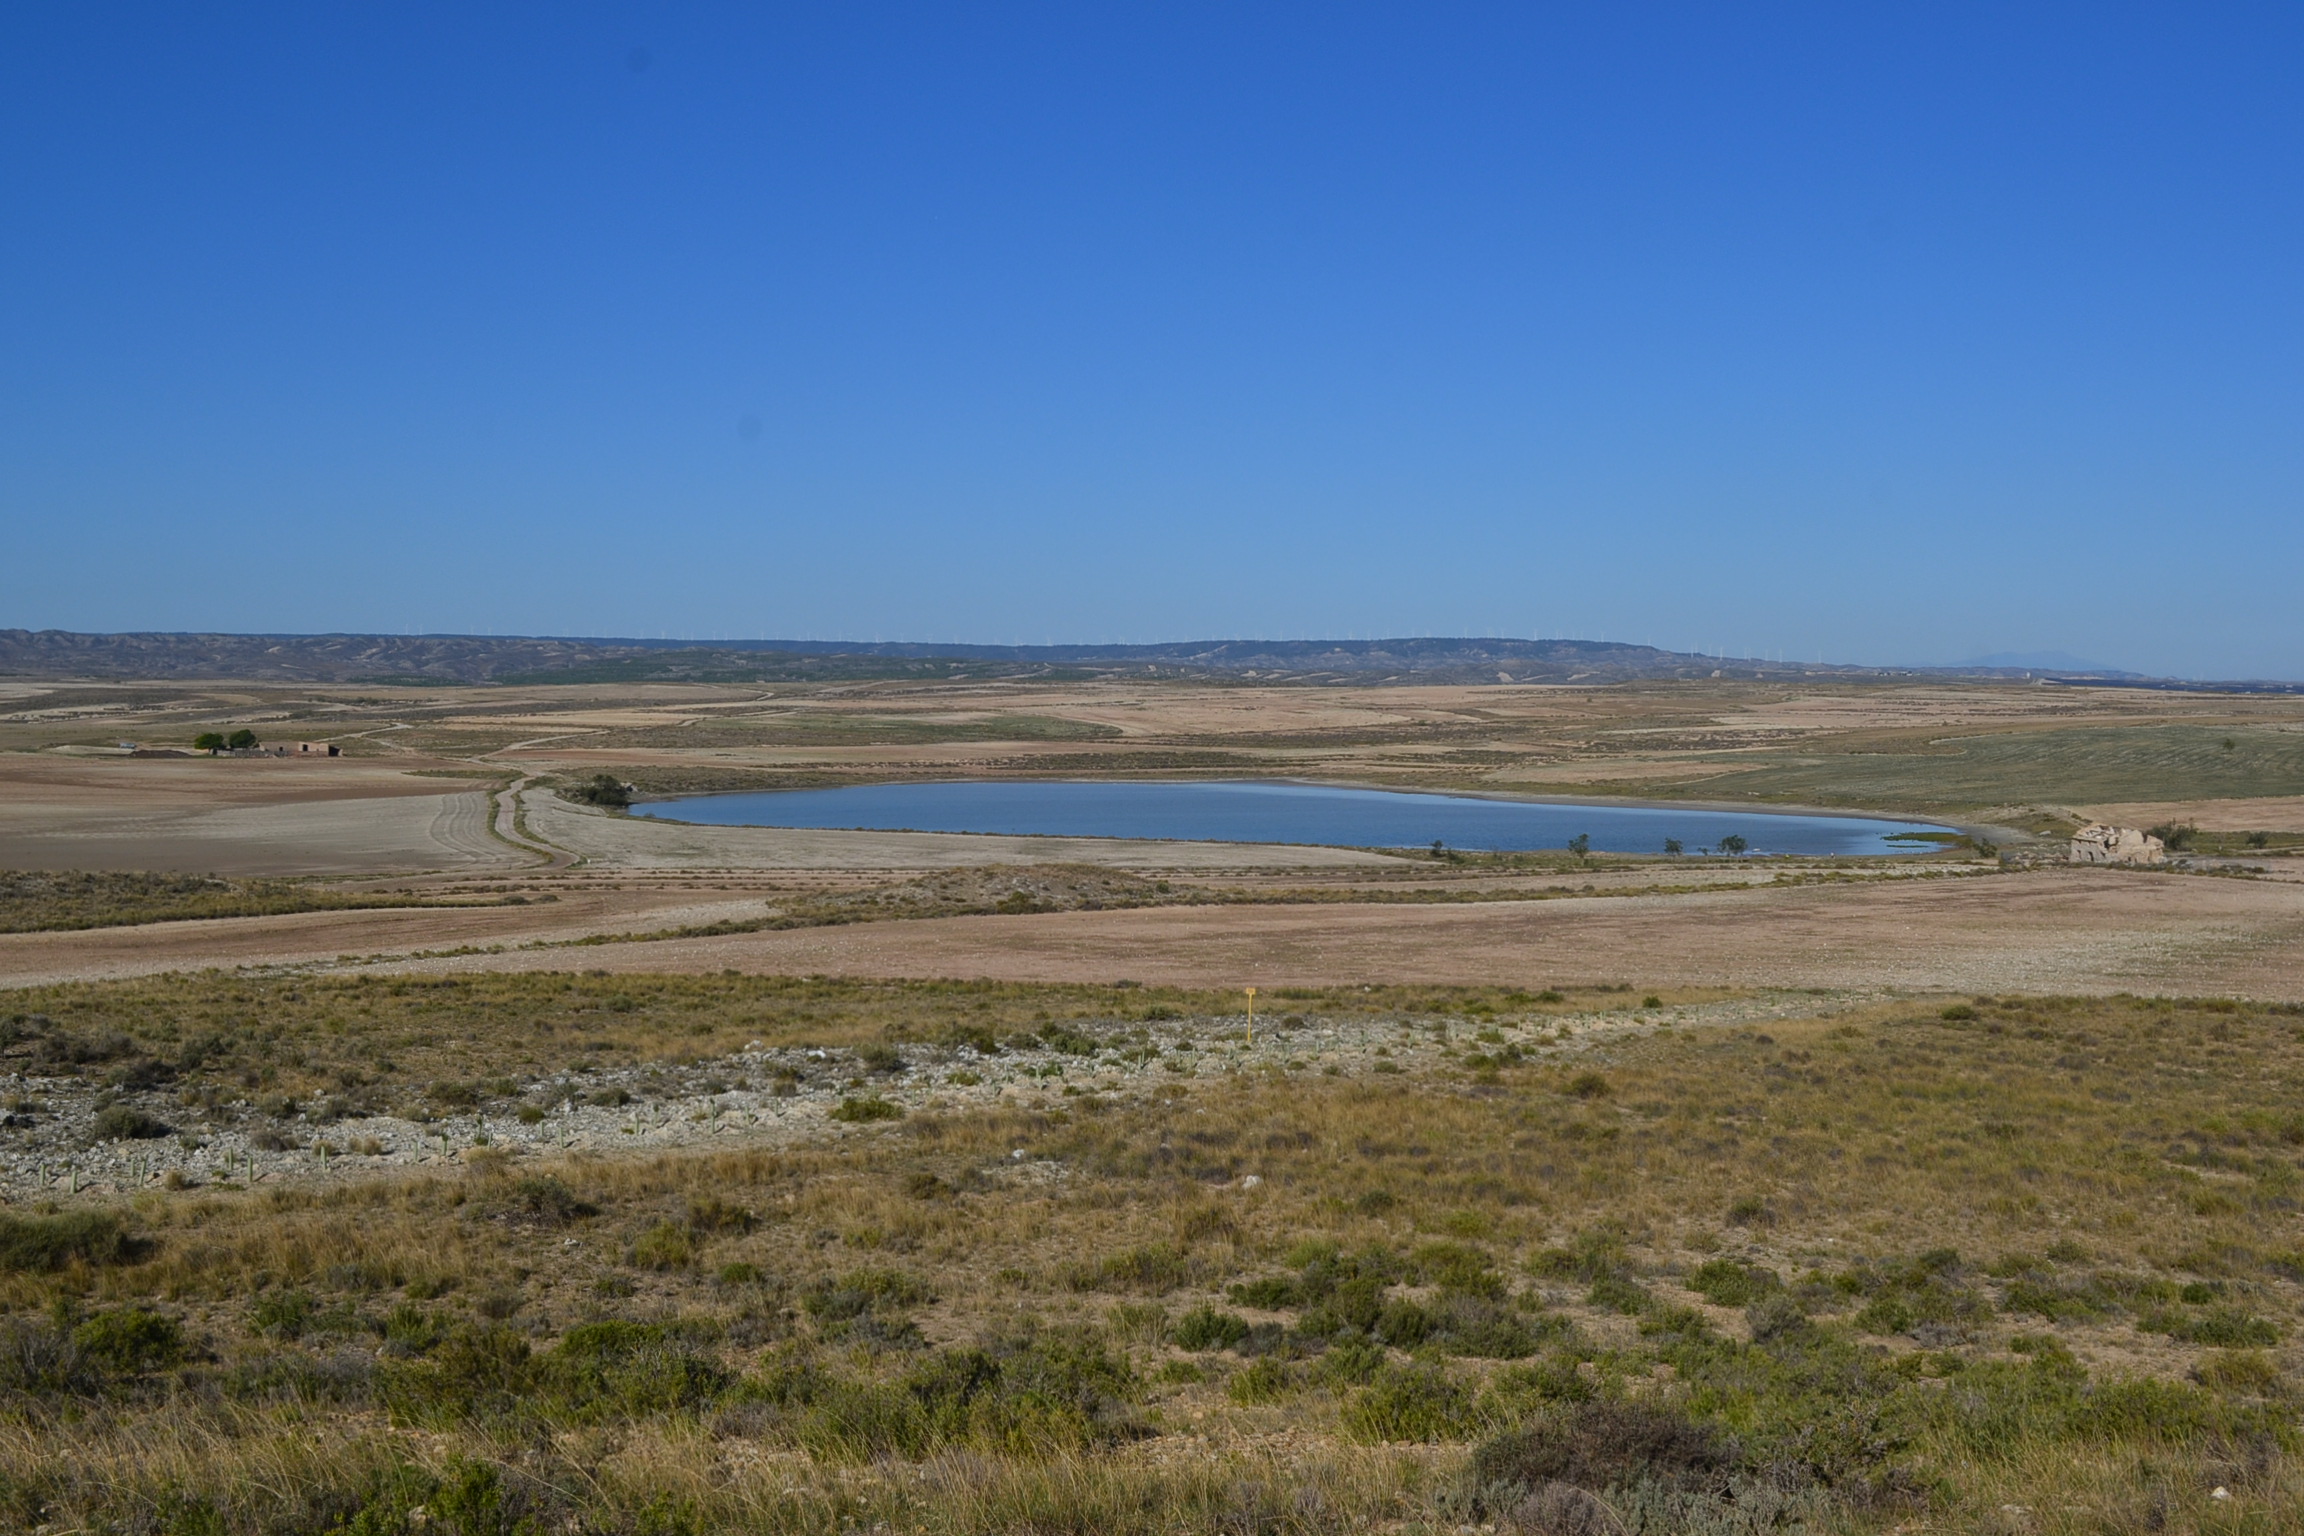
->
567;774;633;809
1566;833;1591;862
1718;833;1749;856
1663;837;1683;856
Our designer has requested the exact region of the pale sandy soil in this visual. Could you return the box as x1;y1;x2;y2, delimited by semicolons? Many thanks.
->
382;868;2304;1001
528;790;1406;871
0;889;778;988
0;756;516;875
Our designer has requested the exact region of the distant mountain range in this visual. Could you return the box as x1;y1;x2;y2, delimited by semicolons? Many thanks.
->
1;628;2296;691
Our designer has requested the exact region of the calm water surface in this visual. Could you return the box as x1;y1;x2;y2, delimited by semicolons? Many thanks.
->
631;780;1951;857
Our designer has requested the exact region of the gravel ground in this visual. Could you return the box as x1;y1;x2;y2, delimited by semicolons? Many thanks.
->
0;993;1876;1202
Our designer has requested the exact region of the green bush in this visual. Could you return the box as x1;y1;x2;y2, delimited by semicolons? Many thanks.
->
1687;1259;1781;1308
629;1221;694;1271
251;1290;316;1339
379;1324;534;1425
565;773;633;809
749;1328;1141;1459
1318;1340;1387;1386
72;1307;184;1373
89;1104;172;1141
830;1096;903;1123
1586;1274;1651;1315
536;1321;730;1424
802;1267;933;1348
1411;1241;1506;1299
1227;1276;1299;1308
321;1457;537;1536
2144;1306;2280;1347
1341;1362;1479;1442
1170;1306;1251;1352
0;1210;139;1271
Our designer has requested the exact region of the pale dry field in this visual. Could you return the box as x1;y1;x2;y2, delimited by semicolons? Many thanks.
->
383;865;2304;1000
0;755;512;876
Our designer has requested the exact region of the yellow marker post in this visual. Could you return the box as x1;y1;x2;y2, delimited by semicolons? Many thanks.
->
1245;986;1257;1046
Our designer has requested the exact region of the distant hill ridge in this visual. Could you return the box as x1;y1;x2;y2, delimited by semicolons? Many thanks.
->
0;628;2290;690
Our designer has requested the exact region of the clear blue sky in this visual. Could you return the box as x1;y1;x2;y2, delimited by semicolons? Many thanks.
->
5;5;2301;677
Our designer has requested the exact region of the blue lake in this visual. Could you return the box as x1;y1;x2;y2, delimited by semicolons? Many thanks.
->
630;780;1953;857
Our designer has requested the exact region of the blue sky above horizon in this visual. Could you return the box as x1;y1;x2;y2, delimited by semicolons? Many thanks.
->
5;5;2302;678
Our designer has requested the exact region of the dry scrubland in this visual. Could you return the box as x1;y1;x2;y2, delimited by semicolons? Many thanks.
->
0;977;2297;1533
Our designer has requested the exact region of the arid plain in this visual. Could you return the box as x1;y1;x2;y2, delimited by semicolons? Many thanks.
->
5;670;2303;995
4;666;2304;1535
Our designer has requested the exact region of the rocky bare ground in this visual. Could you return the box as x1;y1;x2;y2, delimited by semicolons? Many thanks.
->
0;993;1875;1203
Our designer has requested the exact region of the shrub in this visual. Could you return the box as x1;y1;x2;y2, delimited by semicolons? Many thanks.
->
1319;1340;1387;1386
1744;1293;1811;1344
1228;1276;1299;1308
802;1266;934;1320
855;1043;904;1074
251;1291;316;1339
1341;1362;1479;1442
1586;1274;1651;1315
751;1328;1142;1459
1431;1294;1550;1358
72;1307;184;1373
512;1176;597;1224
538;1321;731;1423
830;1096;903;1123
1687;1259;1781;1308
89;1104;171;1141
685;1196;756;1235
2146;822;2198;852
566;773;633;809
0;1319;97;1395
0;1210;139;1272
629;1221;694;1272
1374;1298;1436;1348
2146;1307;2280;1347
801;1267;932;1348
379;1324;535;1424
1171;1306;1251;1352
2194;1350;2283;1396
1566;1072;1610;1099
1467;1400;1732;1504
1413;1240;1506;1298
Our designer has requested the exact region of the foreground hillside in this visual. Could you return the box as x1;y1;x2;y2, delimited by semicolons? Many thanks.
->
0;976;2295;1533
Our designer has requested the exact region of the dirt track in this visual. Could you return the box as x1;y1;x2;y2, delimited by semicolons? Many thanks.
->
376;868;2304;1000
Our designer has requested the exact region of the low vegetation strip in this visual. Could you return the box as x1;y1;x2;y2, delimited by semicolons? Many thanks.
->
587;860;1993;949
0;982;2295;1531
0;870;523;934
